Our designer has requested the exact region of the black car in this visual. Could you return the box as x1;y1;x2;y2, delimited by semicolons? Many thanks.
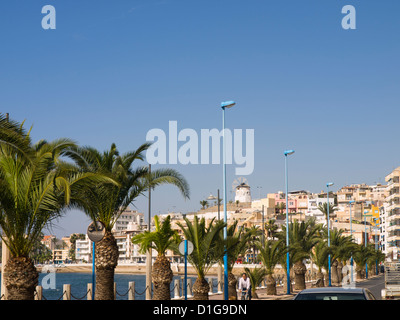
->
293;287;377;300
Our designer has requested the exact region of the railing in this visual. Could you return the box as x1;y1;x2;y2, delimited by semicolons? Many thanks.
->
2;271;324;300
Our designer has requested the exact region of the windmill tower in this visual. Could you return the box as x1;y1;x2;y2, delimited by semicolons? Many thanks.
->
232;177;251;203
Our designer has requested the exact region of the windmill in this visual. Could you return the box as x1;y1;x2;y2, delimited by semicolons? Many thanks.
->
232;177;251;203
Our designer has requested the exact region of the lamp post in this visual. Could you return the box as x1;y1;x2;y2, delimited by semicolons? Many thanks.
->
284;149;294;295
349;200;354;284
364;210;368;279
326;182;334;287
221;100;235;300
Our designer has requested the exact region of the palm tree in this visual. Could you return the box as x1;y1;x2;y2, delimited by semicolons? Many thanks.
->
132;215;180;300
244;267;267;299
176;216;225;300
200;200;208;210
353;244;373;279
256;240;285;295
214;221;253;300
368;246;385;275
324;228;355;284
279;219;321;290
0;137;110;300
0;113;32;158
317;202;338;225
310;241;331;287
265;219;279;240
66;143;190;300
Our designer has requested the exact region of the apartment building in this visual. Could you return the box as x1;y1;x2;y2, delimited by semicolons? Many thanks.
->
75;235;92;263
385;167;400;259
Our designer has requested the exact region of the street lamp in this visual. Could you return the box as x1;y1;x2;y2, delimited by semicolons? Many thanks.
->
364;210;368;279
221;100;235;300
284;149;295;295
349;200;354;284
326;182;334;287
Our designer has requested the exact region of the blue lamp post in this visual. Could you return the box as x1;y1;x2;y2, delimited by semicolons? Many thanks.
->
326;182;334;287
284;149;295;295
364;210;368;279
349;200;354;284
221;100;235;300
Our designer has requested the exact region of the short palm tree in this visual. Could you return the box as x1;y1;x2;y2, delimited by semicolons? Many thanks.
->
214;221;253;300
244;267;267;299
132;215;180;300
0;137;110;300
66;143;190;300
353;244;373;279
279;219;321;290
256;239;285;295
311;241;331;287
325;228;355;284
176;216;225;300
200;200;208;210
367;246;385;275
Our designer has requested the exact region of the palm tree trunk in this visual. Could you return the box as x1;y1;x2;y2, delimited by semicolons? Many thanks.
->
356;266;363;280
228;272;238;300
94;231;119;300
193;277;209;300
316;270;325;287
331;260;339;285
293;260;307;290
4;256;38;300
266;274;277;295
152;255;173;300
337;261;343;284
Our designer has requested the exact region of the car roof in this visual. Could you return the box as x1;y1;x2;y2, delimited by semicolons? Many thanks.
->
297;287;365;294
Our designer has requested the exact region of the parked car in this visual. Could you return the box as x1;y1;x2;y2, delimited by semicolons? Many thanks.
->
293;287;377;300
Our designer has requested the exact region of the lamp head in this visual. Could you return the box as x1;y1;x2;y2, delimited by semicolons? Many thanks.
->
326;182;334;187
284;150;295;156
221;101;236;109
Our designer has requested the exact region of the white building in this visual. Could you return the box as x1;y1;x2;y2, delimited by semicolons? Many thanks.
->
75;235;92;263
306;196;335;223
385;167;400;259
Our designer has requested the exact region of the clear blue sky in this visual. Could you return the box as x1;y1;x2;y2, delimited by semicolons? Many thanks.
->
1;0;400;237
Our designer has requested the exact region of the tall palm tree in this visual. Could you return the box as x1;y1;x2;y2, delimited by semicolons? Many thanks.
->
132;215;180;300
214;221;253;300
0;137;111;300
176;216;225;300
256;239;285;295
317;202;338;225
66;143;190;300
265;219;279;240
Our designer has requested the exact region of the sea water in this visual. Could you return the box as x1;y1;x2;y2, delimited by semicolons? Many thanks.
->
1;272;214;300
